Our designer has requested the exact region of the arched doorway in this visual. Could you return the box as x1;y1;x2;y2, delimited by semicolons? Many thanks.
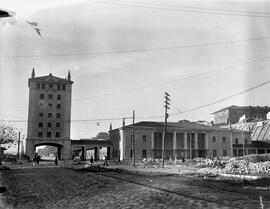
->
34;143;62;160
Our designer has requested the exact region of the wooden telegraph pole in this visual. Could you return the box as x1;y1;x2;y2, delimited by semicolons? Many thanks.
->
17;132;21;160
242;127;245;156
132;110;135;167
162;92;170;167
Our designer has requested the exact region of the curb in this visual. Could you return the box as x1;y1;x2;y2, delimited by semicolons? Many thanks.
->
219;173;263;180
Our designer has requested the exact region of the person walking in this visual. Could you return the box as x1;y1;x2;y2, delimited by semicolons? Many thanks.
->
54;156;58;166
32;153;37;167
36;154;41;167
181;152;185;163
103;156;108;167
90;156;94;165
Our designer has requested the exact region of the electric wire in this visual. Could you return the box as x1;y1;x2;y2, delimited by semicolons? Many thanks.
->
2;36;270;58
92;1;270;19
73;55;270;102
2;79;270;123
137;79;270;120
115;0;270;15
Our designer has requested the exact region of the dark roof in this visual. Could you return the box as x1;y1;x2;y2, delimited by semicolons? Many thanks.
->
211;105;270;114
71;139;112;146
29;73;73;84
112;121;231;132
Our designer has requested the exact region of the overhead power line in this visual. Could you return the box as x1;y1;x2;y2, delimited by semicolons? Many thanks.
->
2;79;270;123
73;55;270;102
0;113;26;119
138;79;270;120
3;54;269;108
0;116;133;123
171;80;270;115
93;1;270;19
2;36;270;58
116;0;270;15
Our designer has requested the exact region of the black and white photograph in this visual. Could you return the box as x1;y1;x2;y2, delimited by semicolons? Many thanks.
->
1;0;270;208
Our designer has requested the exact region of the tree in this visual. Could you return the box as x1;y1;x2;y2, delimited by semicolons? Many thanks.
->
0;123;18;165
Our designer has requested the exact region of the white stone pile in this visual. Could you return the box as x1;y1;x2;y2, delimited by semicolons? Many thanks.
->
197;154;270;176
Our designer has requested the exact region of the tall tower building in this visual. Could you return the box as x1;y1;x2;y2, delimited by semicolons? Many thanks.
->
26;69;73;160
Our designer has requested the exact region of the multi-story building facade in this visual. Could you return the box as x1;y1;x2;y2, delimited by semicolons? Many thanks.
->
26;69;73;160
212;105;270;125
109;121;251;162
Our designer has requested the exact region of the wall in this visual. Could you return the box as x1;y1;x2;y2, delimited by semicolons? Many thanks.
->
207;130;251;158
207;131;232;157
123;128;153;161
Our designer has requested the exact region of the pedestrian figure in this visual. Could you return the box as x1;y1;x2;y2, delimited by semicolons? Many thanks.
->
169;155;173;164
36;154;41;167
90;156;94;165
54;156;58;166
181;152;185;163
32;153;37;167
103;156;108;167
174;155;178;164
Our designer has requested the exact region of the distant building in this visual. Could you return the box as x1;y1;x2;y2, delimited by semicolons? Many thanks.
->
71;139;112;161
26;69;73;160
211;105;270;125
226;120;270;155
109;121;250;162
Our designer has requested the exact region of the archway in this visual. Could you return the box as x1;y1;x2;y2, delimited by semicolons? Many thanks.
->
34;143;62;160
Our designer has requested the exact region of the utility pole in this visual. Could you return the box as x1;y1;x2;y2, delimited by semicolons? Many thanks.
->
132;110;135;167
17;132;21;160
242;127;244;156
189;134;192;163
162;92;170;167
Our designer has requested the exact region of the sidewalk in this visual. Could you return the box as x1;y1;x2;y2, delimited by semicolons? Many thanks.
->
64;160;199;176
3;160;270;180
69;161;270;180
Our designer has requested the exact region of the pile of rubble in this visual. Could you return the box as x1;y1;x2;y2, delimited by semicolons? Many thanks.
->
142;158;163;167
197;154;270;175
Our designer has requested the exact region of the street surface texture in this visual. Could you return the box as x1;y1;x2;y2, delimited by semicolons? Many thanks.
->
0;165;269;209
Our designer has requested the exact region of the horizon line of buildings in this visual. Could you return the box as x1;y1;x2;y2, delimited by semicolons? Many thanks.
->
24;70;270;161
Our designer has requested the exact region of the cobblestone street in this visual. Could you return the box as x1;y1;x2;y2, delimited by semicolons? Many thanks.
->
0;166;268;209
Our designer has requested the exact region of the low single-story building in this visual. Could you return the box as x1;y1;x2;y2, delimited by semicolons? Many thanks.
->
109;121;251;162
71;139;112;161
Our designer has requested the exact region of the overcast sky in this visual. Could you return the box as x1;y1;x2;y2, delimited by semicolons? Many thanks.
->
1;0;270;150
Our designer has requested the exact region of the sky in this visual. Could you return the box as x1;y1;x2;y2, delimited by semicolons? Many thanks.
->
1;0;270;153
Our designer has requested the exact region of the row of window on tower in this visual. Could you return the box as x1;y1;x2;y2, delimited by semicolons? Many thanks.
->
40;94;62;100
37;83;66;90
38;131;60;138
38;122;60;128
40;103;61;109
39;112;61;118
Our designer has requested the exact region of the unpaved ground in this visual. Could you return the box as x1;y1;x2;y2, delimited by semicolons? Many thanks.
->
0;167;242;209
0;166;269;209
